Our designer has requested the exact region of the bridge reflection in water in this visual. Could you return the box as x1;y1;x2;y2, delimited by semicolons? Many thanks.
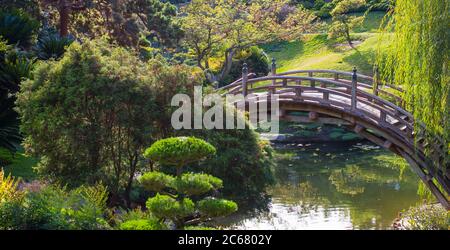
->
218;141;420;230
218;61;449;209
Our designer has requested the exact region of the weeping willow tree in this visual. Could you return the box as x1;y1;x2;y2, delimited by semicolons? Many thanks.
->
378;0;449;160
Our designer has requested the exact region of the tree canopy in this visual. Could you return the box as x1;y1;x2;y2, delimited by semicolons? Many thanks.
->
378;0;449;158
181;0;318;83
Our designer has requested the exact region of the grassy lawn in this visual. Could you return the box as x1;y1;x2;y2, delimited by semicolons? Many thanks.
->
261;11;389;76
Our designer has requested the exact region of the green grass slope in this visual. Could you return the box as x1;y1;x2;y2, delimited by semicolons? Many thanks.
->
261;11;388;76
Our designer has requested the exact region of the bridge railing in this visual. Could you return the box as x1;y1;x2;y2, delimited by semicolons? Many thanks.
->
218;61;404;106
232;74;414;141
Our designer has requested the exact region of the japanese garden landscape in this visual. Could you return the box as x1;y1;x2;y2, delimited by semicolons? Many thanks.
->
0;0;448;231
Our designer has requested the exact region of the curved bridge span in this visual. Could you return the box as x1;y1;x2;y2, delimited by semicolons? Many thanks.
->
219;63;449;209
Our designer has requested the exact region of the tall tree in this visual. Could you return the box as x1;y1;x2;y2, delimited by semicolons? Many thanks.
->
39;0;182;48
328;0;366;47
378;0;449;160
40;0;86;37
181;0;318;84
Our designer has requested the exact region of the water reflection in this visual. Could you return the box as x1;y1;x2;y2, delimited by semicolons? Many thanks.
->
219;141;420;230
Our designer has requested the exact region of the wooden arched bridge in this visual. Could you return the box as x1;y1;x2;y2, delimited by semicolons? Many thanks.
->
218;60;450;209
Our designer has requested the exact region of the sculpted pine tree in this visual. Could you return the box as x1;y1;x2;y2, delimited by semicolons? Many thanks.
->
140;137;238;229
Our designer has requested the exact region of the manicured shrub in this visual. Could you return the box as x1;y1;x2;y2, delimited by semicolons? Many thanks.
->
145;194;195;222
197;198;238;218
172;172;222;196
139;172;175;192
148;68;275;203
144;137;216;171
140;137;238;229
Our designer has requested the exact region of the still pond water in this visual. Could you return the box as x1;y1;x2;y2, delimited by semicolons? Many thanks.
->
220;141;421;230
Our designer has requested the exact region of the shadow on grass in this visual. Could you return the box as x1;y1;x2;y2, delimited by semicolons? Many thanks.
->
342;49;376;75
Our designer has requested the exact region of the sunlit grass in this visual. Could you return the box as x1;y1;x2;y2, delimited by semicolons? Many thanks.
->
260;11;391;76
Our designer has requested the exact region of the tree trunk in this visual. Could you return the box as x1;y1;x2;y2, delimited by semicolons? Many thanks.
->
205;48;235;84
218;49;235;83
59;0;70;37
345;28;353;47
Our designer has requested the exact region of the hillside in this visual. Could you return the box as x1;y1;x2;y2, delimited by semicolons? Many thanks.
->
262;11;388;76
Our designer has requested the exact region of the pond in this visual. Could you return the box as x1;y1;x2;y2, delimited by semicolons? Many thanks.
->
219;140;421;230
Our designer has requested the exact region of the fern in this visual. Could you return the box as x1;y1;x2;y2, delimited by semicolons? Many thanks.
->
75;183;109;211
0;169;23;203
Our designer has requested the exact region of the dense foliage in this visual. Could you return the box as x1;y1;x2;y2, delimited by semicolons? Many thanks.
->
0;40;35;152
378;0;449;162
401;204;450;230
38;0;183;49
0;173;110;230
2;0;446;231
219;46;270;87
292;0;389;18
16;40;160;205
181;0;318;83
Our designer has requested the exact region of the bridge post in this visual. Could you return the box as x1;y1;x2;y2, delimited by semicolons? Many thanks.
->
373;66;380;96
308;72;315;87
351;67;357;110
271;58;277;86
242;63;248;96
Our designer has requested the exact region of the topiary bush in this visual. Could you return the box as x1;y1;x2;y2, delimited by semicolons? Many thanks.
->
172;173;223;196
144;137;216;174
139;137;238;229
139;172;175;193
197;198;238;218
145;194;195;223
